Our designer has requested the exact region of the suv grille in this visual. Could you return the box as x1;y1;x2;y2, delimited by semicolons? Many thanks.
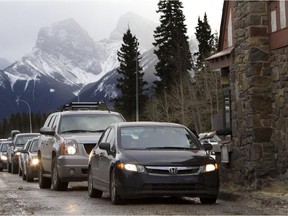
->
83;143;96;154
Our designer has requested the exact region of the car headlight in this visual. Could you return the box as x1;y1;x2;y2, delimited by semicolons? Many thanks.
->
200;163;218;172
117;163;145;172
1;155;7;161
61;139;78;155
15;152;21;156
31;158;39;166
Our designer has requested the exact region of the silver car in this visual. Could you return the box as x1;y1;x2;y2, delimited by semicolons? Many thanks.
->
38;102;126;191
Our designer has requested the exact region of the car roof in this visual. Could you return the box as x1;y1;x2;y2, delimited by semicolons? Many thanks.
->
58;110;123;116
111;121;186;128
0;140;12;145
15;133;40;137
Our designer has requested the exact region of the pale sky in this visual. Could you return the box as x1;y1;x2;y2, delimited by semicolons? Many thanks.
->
0;0;223;62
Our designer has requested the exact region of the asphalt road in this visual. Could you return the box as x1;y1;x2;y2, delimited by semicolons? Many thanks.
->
0;171;285;215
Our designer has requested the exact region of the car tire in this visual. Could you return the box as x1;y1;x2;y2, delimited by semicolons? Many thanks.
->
11;159;18;174
88;167;102;198
19;165;23;176
7;161;11;173
38;160;51;189
110;170;123;205
26;166;33;182
200;197;217;204
52;158;68;191
22;170;26;180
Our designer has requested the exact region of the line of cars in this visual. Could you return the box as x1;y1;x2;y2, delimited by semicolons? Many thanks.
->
0;102;220;205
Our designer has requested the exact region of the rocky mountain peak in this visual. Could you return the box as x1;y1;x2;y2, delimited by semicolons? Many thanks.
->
35;18;97;60
109;12;157;50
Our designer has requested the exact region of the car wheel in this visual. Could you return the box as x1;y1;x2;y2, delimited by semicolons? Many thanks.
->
88;167;102;198
38;160;51;189
26;166;33;182
19;165;23;176
52;158;68;191
200;197;217;204
7;161;11;173
22;171;26;180
110;170;123;205
11;159;18;174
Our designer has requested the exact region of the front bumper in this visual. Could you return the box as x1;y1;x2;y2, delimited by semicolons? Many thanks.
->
56;155;88;182
27;165;38;178
0;160;7;170
114;168;219;199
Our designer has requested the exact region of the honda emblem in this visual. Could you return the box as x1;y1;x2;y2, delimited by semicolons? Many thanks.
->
169;167;178;175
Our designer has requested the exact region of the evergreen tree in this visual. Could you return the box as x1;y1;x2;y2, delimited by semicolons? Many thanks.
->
194;12;214;70
115;28;147;121
153;0;192;95
193;13;222;131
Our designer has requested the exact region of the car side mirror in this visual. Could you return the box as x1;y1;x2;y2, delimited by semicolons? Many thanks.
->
20;149;28;154
40;127;55;136
203;142;213;151
99;142;110;151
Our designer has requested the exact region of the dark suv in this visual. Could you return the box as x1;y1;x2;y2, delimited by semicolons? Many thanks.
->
7;132;40;174
38;102;125;191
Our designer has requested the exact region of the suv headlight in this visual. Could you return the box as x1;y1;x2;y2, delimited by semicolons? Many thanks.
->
15;152;21;156
61;139;78;155
1;155;7;161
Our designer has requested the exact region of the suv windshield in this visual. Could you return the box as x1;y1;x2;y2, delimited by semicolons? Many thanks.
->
120;126;201;150
1;143;9;152
14;135;39;146
59;114;124;133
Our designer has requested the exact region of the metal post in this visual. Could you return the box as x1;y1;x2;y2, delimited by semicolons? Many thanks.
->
135;50;139;122
16;98;32;133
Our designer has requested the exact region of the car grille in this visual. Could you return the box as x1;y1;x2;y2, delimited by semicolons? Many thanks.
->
83;143;96;154
143;183;203;191
145;166;199;176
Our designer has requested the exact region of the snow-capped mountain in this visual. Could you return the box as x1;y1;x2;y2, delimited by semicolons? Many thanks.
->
0;13;158;122
0;58;10;70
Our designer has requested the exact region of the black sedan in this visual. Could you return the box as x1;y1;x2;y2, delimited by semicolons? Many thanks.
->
88;122;219;205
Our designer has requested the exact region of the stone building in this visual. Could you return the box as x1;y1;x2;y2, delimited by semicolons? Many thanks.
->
207;0;288;188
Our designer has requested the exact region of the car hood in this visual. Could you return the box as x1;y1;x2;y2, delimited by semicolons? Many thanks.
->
124;149;214;166
61;133;102;144
15;146;24;151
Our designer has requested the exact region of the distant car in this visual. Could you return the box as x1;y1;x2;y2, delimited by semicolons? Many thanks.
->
7;133;40;174
38;102;126;191
88;122;219;205
19;139;33;177
0;141;12;171
21;137;40;182
198;132;222;145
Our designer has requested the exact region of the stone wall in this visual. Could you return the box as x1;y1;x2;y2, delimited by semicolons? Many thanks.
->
226;1;276;188
270;47;288;177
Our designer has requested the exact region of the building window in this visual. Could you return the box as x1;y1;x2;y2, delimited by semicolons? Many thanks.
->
269;1;288;49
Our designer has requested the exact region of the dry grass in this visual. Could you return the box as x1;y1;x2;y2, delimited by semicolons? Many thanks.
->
261;180;288;194
221;179;288;195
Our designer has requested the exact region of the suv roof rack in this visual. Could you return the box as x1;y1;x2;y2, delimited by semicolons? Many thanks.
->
63;102;99;111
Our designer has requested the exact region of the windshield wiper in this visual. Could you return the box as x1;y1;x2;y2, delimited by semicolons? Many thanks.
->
61;129;105;133
145;146;192;150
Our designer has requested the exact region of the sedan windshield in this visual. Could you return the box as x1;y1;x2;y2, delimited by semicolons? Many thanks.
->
30;140;39;152
120;126;201;150
59;114;124;134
